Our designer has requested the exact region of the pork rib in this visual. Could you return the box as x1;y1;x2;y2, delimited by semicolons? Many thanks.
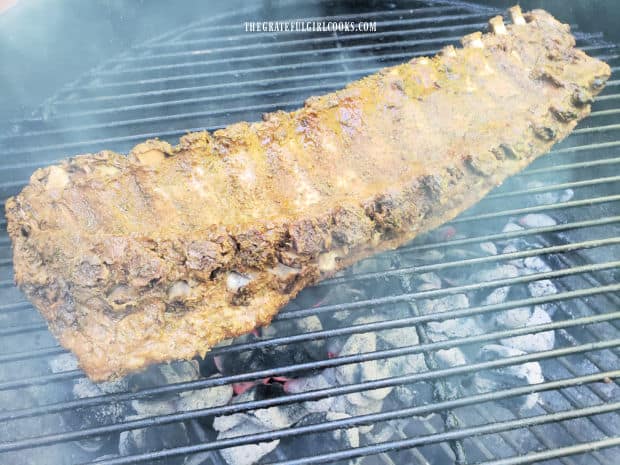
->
6;7;610;381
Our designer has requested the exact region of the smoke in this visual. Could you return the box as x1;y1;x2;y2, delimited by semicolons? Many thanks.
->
0;0;248;123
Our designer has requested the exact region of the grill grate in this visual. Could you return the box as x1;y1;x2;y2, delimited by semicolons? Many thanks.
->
0;1;619;465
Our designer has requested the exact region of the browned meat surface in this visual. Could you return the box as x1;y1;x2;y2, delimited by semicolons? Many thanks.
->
5;7;610;381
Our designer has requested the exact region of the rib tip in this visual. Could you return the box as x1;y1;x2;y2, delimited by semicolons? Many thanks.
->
489;15;507;35
440;45;457;58
509;5;526;25
461;31;484;49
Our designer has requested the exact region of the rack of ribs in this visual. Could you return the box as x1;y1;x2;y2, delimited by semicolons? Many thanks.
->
5;7;610;381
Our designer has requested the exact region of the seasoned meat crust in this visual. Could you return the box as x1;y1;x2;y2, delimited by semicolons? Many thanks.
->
5;7;610;381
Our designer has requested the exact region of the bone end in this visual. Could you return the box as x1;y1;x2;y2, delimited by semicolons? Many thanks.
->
440;45;457;58
509;5;526;25
461;31;484;49
489;16;507;35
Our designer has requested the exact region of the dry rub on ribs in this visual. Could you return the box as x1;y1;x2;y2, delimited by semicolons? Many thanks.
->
6;7;610;381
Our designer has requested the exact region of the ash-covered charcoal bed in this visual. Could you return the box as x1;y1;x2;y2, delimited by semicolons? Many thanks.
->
5;6;611;381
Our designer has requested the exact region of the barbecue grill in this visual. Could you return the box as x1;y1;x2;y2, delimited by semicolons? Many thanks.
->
0;1;618;464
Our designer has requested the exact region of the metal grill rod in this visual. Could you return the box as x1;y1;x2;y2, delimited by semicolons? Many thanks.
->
590;44;620;53
25;6;487;109
1;127;213;157
134;12;490;50
46;41;612;111
48;54;409;105
49;82;344;118
82;22;488;89
319;237;620;286
0;320;612;432
10;86;620;144
519;157;620;176
45;47;616;112
0;322;47;337
9;68;619;141
135;1;466;47
1;282;617;365
451;195;620;224
123;15;597;67
594;92;620;101
485;176;620;199
469;403;590;465
93;40;610;79
396;216;620;253
92;54;620;95
71;44;619;98
11;46;456;123
551;140;620;155
0;283;616;425
81;397;620;465
138;0;456;49
0;337;617;454
265;403;620;465
143;4;488;46
531;399;614;465
2;102;618;162
479;438;620;465
1;112;613;159
575;123;620;135
157;6;489;45
94;42;450;78
591;53;620;62
0;302;31;312
46;40;610;114
406;299;466;465
555;357;618;409
590;107;620;117
7;98;310;137
33;66;617;121
100;21;488;65
0;280;16;288
0;319;617;441
0;346;63;364
9;68;378;125
279;260;620;320
174;12;613;49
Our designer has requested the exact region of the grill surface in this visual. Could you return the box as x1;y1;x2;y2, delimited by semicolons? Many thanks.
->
0;1;619;464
